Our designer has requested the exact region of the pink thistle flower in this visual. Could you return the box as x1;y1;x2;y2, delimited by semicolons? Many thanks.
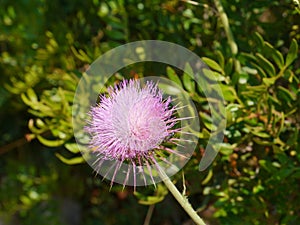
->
86;79;187;188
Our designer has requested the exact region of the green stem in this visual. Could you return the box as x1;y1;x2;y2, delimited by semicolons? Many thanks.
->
214;0;241;73
160;171;206;225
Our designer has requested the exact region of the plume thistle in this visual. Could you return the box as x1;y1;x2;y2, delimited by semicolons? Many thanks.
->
85;79;191;188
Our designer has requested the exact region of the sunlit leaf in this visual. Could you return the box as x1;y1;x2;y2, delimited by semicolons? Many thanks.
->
37;135;66;147
202;57;224;74
64;143;81;154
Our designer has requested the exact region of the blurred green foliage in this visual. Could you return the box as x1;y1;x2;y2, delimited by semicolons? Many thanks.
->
1;0;299;224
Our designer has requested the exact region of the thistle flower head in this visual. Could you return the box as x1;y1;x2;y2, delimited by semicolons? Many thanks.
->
86;79;187;187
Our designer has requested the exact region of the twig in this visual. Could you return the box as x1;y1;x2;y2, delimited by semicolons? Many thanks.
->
0;136;31;155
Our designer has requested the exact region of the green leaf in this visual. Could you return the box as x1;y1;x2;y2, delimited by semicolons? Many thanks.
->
36;118;45;128
219;84;237;102
71;47;91;63
250;130;270;138
255;53;276;77
285;39;298;67
201;169;213;185
240;52;257;61
158;83;182;96
166;66;182;86
286;126;298;146
182;63;195;92
64;143;80;154
55;153;85;165
21;93;32;107
241;85;266;98
216;50;225;69
253;184;264;194
202;57;224;74
249;62;267;78
268;95;281;108
20;195;31;205
134;184;168;205
21;88;39;108
218;143;236;155
105;29;125;41
37;135;66;147
262;76;278;86
238;72;249;84
242;66;257;75
277;86;296;103
264;41;284;69
102;16;124;29
27;88;38;102
137;196;164;205
253;32;265;49
199;111;217;131
224;58;234;75
28;119;46;134
284;69;295;83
